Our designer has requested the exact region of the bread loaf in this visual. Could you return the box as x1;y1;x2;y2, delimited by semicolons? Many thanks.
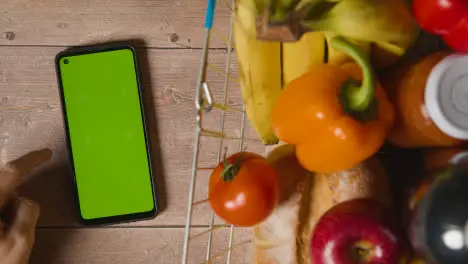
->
254;144;391;264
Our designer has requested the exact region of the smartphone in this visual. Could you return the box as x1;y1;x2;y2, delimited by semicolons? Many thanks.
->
55;43;157;225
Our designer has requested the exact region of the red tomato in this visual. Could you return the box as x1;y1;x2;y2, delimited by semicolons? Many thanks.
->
413;0;468;34
208;152;280;227
443;16;468;53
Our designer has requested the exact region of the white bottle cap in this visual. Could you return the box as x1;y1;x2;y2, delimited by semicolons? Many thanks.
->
425;54;468;140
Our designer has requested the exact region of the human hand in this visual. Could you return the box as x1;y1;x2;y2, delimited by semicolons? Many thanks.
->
0;149;52;264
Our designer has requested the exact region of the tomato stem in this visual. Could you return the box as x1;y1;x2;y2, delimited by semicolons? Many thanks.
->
220;149;244;182
221;160;241;182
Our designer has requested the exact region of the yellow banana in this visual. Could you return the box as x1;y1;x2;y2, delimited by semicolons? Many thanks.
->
300;0;418;68
282;31;326;87
303;0;418;51
235;0;282;145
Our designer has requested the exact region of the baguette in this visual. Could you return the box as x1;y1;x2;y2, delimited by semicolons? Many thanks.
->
254;144;391;264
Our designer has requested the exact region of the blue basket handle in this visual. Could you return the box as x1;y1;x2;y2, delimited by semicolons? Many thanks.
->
205;0;216;29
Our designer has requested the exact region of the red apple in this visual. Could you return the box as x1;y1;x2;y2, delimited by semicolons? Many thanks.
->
310;199;405;264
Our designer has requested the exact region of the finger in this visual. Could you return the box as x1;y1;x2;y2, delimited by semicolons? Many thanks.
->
7;198;40;250
3;199;39;264
4;148;53;176
0;149;52;207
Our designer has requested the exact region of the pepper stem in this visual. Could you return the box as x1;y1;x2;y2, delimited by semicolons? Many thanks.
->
331;37;377;119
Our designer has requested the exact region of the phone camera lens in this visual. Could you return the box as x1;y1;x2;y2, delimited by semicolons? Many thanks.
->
64;59;69;65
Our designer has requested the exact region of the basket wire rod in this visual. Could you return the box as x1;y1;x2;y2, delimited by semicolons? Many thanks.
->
182;1;217;263
226;104;246;264
205;0;236;260
182;114;201;264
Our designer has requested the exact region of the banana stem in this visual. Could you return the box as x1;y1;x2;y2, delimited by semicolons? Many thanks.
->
331;36;375;112
268;0;300;22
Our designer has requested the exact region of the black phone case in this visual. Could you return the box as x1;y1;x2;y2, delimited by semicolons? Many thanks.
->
55;42;158;226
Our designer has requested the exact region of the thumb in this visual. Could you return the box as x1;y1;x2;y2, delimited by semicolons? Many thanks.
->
7;198;40;250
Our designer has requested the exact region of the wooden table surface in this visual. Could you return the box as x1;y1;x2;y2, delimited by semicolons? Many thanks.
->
0;0;261;263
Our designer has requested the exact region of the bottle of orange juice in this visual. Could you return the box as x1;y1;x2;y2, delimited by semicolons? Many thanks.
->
382;52;468;148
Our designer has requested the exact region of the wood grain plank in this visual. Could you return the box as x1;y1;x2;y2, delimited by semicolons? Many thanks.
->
0;46;264;227
31;227;253;264
0;0;233;48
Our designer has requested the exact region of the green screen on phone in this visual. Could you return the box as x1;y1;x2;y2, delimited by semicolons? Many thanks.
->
57;47;155;223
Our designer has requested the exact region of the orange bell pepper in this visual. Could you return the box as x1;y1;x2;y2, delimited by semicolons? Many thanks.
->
271;37;394;173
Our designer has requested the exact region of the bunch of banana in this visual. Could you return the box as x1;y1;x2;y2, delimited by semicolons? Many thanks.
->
234;0;325;145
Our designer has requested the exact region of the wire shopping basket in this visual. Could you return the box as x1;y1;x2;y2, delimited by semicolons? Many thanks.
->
179;0;450;263
181;0;257;263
